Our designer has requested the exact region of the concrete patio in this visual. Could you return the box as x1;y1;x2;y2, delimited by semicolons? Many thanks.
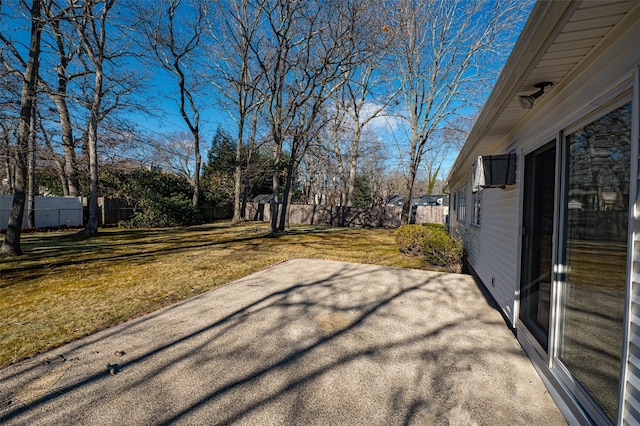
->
0;259;565;425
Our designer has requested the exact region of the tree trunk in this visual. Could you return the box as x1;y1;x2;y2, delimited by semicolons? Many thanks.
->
81;67;103;236
269;139;282;234
331;127;347;226
192;132;201;208
270;171;280;233
233;114;244;223
1;130;15;192
1;0;42;256
241;179;248;219
27;103;36;229
401;196;412;226
46;6;81;197
84;123;100;235
346;127;361;207
278;151;296;231
401;162;417;225
54;97;80;196
240;145;253;220
51;150;67;197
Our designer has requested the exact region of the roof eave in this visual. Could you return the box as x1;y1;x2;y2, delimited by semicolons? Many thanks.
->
444;0;576;190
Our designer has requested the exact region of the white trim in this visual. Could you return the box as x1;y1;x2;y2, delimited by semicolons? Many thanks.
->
563;82;634;136
514;146;525;331
549;132;562;375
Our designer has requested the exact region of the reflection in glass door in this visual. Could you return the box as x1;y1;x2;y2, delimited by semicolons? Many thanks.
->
557;102;631;424
520;142;556;352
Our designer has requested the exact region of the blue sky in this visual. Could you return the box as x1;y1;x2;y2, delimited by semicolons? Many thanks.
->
130;0;536;179
0;0;535;183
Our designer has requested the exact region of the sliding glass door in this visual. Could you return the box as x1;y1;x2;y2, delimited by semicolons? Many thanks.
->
555;101;632;424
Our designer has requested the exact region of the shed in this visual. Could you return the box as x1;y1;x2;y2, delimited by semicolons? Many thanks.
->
445;1;640;424
385;195;446;207
252;194;274;204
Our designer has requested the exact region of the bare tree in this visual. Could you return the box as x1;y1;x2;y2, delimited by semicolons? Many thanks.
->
66;0;113;235
38;116;69;192
354;130;388;206
209;0;264;222
250;0;302;232
422;120;470;194
0;72;21;194
328;2;396;208
38;1;87;197
325;100;348;204
149;131;196;180
26;88;37;228
137;0;208;208
0;0;43;256
0;121;18;194
330;71;396;208
251;0;361;232
67;0;139;235
386;0;527;224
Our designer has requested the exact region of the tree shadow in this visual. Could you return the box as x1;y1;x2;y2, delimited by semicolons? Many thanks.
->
0;260;560;425
0;225;273;286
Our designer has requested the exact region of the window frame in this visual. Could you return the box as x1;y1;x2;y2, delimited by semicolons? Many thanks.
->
456;183;467;223
551;97;633;425
472;189;482;227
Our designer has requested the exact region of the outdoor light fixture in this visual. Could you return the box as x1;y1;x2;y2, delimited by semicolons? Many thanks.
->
519;82;553;109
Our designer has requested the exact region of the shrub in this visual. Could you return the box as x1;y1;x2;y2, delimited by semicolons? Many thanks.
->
396;224;464;272
126;195;199;228
395;225;431;257
421;228;464;273
422;222;448;233
115;169;202;228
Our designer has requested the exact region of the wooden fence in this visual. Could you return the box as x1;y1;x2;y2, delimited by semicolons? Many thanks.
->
98;198;136;225
246;203;448;228
92;198;232;226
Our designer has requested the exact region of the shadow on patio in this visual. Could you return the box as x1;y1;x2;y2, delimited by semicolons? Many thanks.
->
0;259;565;425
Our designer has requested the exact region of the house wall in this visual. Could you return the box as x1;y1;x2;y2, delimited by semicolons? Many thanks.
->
449;7;640;424
475;186;520;324
450;174;522;325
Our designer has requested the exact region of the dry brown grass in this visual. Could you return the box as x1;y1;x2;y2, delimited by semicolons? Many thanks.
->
0;222;431;368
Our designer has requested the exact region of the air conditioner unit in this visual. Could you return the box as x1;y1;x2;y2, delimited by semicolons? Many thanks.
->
472;154;517;192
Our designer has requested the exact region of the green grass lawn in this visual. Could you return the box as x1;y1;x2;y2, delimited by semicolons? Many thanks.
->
0;222;432;368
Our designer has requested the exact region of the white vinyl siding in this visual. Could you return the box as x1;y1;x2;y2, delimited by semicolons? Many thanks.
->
451;182;520;325
472;187;520;325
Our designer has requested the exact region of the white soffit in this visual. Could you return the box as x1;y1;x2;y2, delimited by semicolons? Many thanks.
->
447;0;636;188
493;1;633;143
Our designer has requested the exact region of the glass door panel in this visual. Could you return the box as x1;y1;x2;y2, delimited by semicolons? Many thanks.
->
520;142;556;351
557;102;631;423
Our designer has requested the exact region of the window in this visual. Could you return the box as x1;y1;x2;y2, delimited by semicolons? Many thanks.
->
472;190;482;226
456;184;467;222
